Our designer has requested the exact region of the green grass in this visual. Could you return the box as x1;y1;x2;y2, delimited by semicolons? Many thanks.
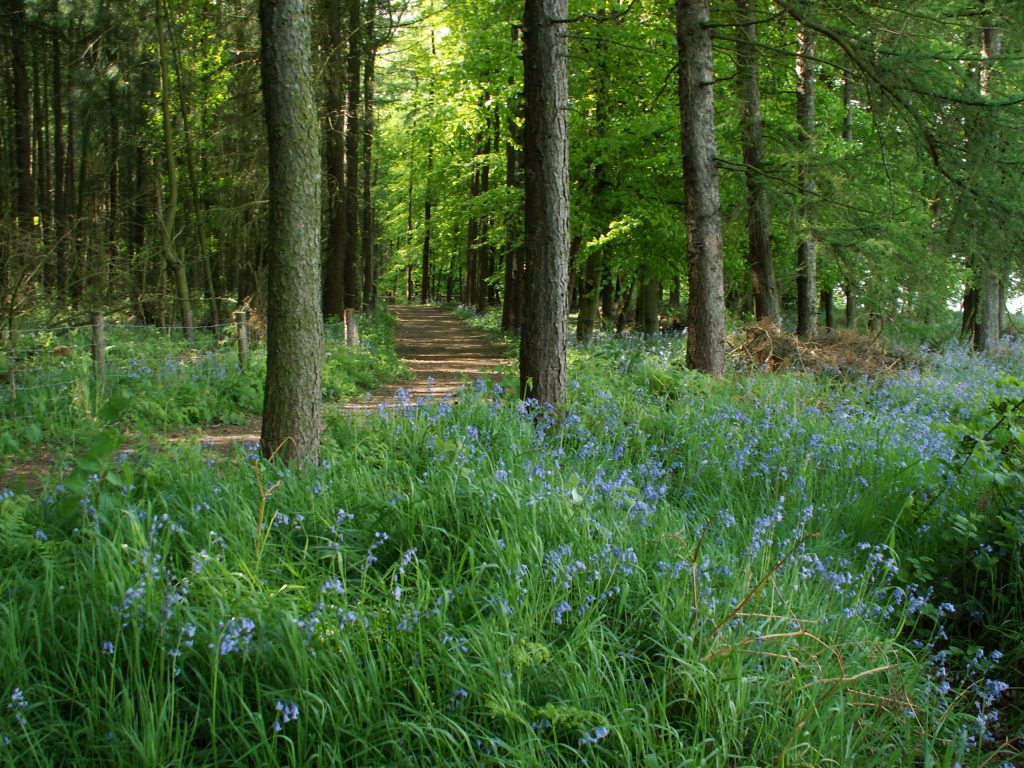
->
0;320;1021;766
0;308;407;465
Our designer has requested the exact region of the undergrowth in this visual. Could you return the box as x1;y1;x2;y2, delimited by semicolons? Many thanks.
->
0;316;1022;766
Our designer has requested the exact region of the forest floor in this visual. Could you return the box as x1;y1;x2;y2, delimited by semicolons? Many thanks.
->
0;304;512;493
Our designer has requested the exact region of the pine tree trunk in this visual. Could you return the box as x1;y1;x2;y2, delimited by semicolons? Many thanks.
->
361;36;376;308
575;248;603;344
156;7;193;339
795;25;817;340
677;0;726;374
343;0;362;315
736;0;781;325
259;0;324;464
520;0;569;404
322;0;347;319
420;150;432;304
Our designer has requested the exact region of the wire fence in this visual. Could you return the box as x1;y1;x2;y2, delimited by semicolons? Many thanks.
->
0;312;370;438
0;313;263;427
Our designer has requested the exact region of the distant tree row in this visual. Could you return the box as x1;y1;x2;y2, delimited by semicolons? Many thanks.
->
374;0;1024;357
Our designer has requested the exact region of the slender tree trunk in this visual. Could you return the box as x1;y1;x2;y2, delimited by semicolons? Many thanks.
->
972;21;1002;351
259;0;324;464
322;0;347;319
677;0;726;374
520;0;569;404
502;27;525;334
476;126;492;314
820;289;833;330
420;149;432;304
155;6;193;339
361;31;375;308
641;273;661;337
168;4;218;326
576;248;602;344
343;0;362;315
52;26;66;295
795;24;817;340
8;0;34;230
736;0;781;325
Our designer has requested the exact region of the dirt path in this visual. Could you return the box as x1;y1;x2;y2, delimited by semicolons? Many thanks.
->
1;306;511;493
344;304;512;408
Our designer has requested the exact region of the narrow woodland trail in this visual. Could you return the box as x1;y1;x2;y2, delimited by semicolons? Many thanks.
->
344;304;512;408
1;305;511;493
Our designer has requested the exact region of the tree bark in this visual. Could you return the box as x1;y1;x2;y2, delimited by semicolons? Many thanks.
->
420;149;432;304
677;0;726;374
795;24;817;340
520;0;569;404
736;0;781;325
343;0;362;314
971;21;1003;351
575;248;602;344
361;27;376;308
322;0;347;319
155;6;193;339
259;0;324;464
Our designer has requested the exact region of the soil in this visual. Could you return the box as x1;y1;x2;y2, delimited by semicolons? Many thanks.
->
1;305;511;494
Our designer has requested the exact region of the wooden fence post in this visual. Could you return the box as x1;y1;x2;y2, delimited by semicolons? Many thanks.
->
235;310;249;368
91;312;106;388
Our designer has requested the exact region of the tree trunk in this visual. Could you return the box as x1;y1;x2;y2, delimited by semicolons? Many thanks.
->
361;31;376;308
677;0;726;374
575;248;602;344
322;0;347;319
845;283;857;327
641;273;661;337
155;7;193;339
343;0;362;314
795;24;817;340
736;0;781;325
168;5;219;326
420;150;432;304
502;28;525;334
520;0;569;404
8;0;34;229
259;0;324;464
820;289;833;331
971;21;1003;351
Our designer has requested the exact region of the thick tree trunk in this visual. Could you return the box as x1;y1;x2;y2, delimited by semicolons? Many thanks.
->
520;0;569;404
259;0;324;464
795;25;817;340
677;0;726;374
736;0;781;325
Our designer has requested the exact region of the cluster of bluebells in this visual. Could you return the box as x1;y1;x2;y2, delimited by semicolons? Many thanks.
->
543;541;636;624
212;616;256;656
7;689;27;728
578;725;610;747
272;700;300;732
